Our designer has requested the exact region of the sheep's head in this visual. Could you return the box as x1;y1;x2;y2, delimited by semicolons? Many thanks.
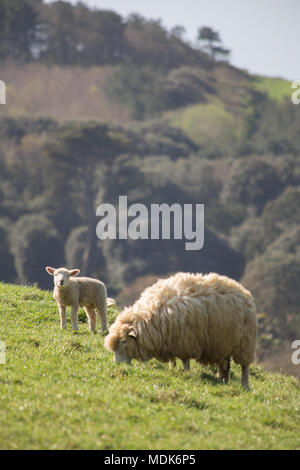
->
45;267;80;288
104;314;138;365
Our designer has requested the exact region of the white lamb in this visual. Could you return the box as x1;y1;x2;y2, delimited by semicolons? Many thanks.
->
46;267;115;333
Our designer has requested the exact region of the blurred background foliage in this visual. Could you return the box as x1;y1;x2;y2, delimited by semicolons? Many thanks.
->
0;0;299;376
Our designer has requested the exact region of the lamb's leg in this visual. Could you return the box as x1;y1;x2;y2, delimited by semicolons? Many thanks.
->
241;365;249;390
96;300;108;333
169;359;176;369
70;305;79;331
217;358;231;384
84;307;97;333
58;305;67;329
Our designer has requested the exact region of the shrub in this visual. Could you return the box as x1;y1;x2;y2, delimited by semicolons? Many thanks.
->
261;186;300;248
242;253;300;340
222;158;283;214
230;217;265;261
157;67;215;109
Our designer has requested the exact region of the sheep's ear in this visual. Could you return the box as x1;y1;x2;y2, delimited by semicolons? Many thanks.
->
107;298;115;307
69;269;80;277
128;330;137;339
46;267;55;276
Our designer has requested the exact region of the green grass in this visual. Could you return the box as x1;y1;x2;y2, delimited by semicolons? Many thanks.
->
253;75;291;102
1;282;299;450
165;99;240;147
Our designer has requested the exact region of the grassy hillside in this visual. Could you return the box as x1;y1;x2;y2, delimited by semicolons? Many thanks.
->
253;75;291;102
1;282;299;450
166;99;240;147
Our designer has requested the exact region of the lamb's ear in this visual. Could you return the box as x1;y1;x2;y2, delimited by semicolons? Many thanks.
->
69;269;80;277
46;267;55;276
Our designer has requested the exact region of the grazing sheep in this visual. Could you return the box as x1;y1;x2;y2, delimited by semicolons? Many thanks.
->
104;272;257;389
46;267;115;333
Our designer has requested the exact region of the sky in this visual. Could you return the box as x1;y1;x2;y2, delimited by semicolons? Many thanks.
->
46;0;299;80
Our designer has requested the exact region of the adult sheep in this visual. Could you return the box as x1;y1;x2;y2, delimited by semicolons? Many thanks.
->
104;272;257;389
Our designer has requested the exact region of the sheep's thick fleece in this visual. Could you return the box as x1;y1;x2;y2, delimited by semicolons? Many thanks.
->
105;272;257;387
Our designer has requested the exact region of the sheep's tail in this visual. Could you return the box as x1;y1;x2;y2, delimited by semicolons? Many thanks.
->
107;297;116;307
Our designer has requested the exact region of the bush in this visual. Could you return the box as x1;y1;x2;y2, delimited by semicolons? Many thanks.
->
230;217;265;261
206;202;246;235
261;186;300;248
157;67;215;109
242;253;300;340
222;158;284;214
265;226;300;258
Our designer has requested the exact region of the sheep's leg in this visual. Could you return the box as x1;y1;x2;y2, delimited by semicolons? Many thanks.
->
70;305;79;331
96;301;108;333
84;307;97;333
241;365;249;390
217;358;231;384
58;305;67;329
169;359;190;371
224;358;231;384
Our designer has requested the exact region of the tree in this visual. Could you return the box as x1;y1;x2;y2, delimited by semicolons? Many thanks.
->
65;225;107;281
261;186;300;248
43;122;124;276
0;0;41;62
170;25;186;40
242;254;300;340
158;66;215;109
76;7;124;65
101;160;244;288
0;221;16;282
37;0;78;65
222;158;284;215
11;214;64;289
197;26;230;61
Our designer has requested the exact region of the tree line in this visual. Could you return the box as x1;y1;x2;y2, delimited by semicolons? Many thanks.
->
0;0;230;66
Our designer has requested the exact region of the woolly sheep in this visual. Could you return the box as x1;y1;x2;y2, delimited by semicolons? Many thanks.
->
46;267;115;333
104;272;257;389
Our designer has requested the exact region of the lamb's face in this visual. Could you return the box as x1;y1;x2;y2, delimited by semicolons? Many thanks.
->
45;267;80;288
53;269;71;288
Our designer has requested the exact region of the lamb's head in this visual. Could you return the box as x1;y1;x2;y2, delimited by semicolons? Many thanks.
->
45;267;80;288
104;308;140;364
